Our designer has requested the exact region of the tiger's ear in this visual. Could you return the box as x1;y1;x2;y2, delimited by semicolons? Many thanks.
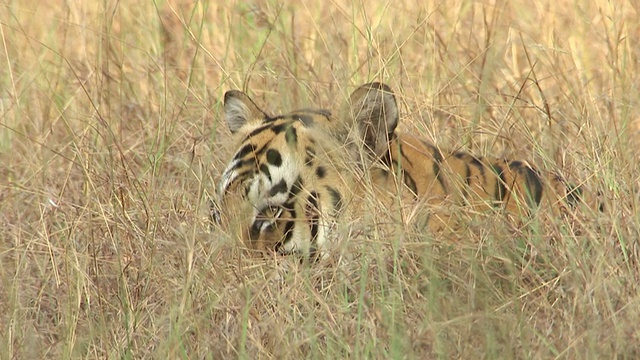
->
347;82;399;157
224;90;269;133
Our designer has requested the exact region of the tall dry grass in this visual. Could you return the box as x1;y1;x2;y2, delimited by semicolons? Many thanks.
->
1;0;638;358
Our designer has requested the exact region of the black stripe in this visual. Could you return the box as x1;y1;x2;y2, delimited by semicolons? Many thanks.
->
308;246;319;262
283;201;296;212
461;162;471;201
566;185;583;208
268;179;288;197
246;122;274;140
224;168;254;196
276;219;296;253
269;123;286;134
310;218;319;244
233;143;257;161
404;172;418;197
327;186;343;213
285;124;298;145
230;158;252;171
294;114;314;126
307;191;319;210
510;161;543;206
289;176;303;198
509;160;523;168
259;164;271;182
251;142;272;161
455;152;486;183
266;149;283;166
491;164;508;204
468;155;486;182
306;192;320;243
315;166;326;179
249;219;262;241
431;147;447;193
397;143;414;167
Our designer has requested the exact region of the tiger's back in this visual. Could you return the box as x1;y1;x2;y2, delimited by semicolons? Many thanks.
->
372;133;578;225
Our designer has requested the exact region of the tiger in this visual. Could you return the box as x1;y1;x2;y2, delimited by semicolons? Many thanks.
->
212;82;583;260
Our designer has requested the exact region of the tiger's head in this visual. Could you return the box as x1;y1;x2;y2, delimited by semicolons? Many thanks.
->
213;83;399;259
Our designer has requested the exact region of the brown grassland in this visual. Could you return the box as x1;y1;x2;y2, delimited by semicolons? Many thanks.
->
1;0;639;358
